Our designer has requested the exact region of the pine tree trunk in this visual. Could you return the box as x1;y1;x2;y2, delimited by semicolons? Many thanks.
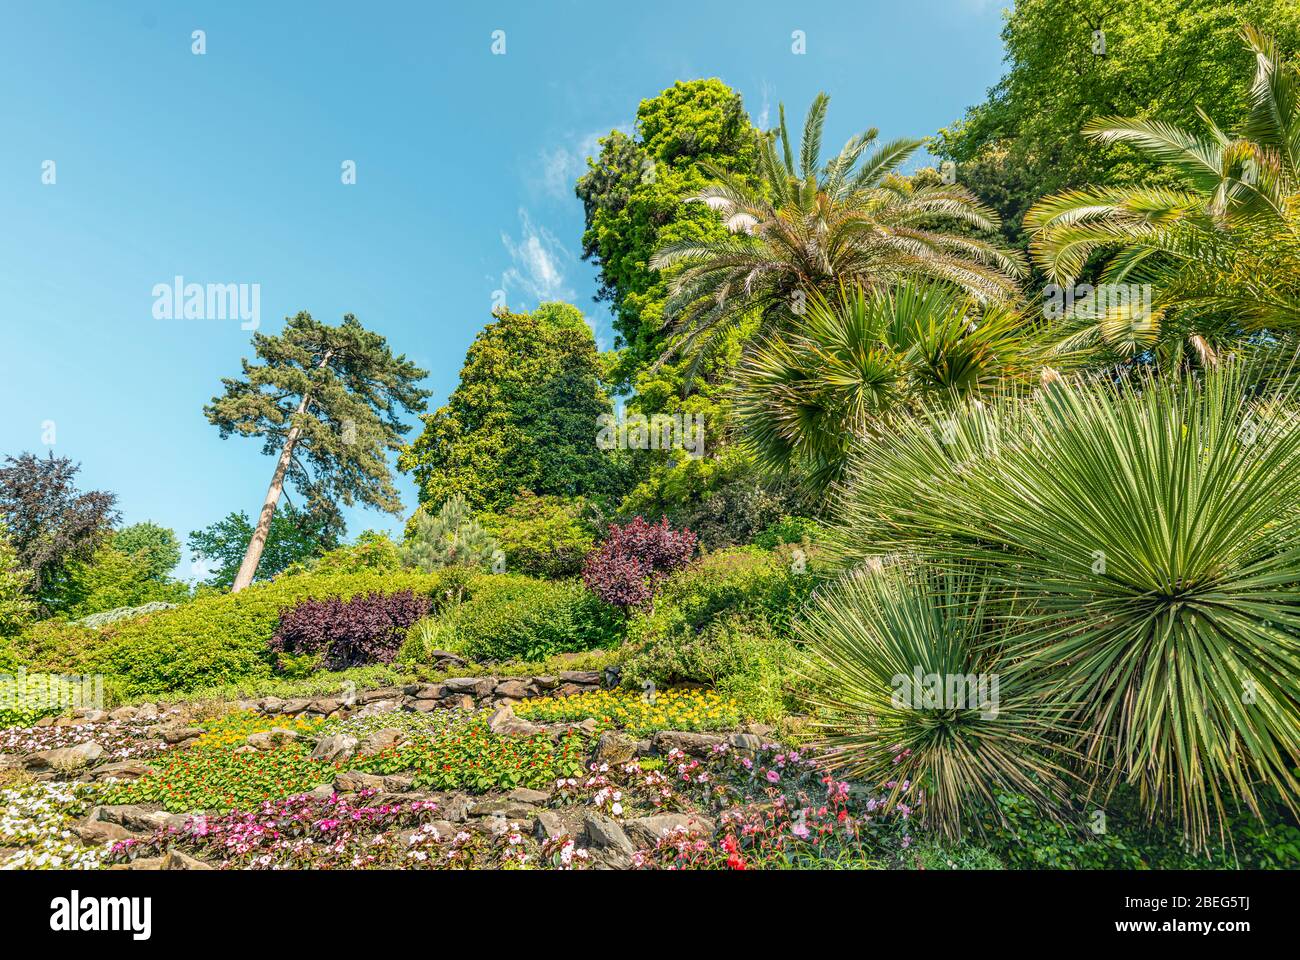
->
230;350;332;592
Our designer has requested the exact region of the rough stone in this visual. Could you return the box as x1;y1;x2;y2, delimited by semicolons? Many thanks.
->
532;675;559;690
443;694;475;711
334;770;385;793
442;676;495;698
28;741;103;770
261;697;285;714
310;733;359;764
441;794;471;822
485;705;544;738
354;699;400;718
382;774;415;792
281;699;313;715
160;726;204;745
535;810;566;840
108;706;140;722
246;728;301;751
652;730;727;757
161;850;212;870
558;670;603;686
593;731;637;766
413;684;444;700
493;679;530;699
582;811;634;861
357;687;402;704
309;698;342;715
89;759;156;782
505;787;551;804
624;812;716;847
357;727;406;757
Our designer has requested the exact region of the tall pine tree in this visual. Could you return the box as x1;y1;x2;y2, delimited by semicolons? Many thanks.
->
205;312;430;591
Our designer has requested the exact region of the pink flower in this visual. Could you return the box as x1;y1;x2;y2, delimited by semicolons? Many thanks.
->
765;770;780;783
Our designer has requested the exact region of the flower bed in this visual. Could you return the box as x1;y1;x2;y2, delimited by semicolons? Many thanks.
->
0;782;103;870
99;745;341;813
514;689;742;736
352;714;587;792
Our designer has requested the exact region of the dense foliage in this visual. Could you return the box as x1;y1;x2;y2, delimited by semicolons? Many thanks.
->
188;503;343;588
399;303;627;512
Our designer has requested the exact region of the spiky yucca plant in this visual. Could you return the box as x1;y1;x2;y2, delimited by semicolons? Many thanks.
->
798;561;1073;839
827;359;1300;847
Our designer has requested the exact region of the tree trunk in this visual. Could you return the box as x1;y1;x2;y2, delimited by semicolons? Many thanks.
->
230;351;332;592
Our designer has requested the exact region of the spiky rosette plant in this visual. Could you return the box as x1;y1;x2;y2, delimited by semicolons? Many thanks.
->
797;560;1073;839
827;358;1300;847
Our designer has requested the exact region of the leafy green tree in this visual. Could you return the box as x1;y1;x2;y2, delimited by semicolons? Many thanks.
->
933;0;1300;247
652;93;1026;381
400;495;497;572
0;522;35;638
54;540;191;620
577;79;760;387
205;312;430;591
113;521;181;580
399;303;628;511
282;529;401;578
187;502;343;589
1026;27;1300;366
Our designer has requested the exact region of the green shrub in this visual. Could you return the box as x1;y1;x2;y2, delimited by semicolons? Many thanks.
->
619;547;815;722
4;619;102;673
82;570;460;697
405;574;621;664
480;492;596;579
280;530;402;578
0;670;110;729
753;515;825;550
634;546;814;635
621;614;793;723
980;787;1300;870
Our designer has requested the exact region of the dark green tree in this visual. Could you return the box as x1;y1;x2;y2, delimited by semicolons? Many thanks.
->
205;312;430;591
399;303;628;511
0;452;118;606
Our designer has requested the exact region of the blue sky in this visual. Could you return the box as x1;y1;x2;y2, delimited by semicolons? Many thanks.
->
0;0;1009;579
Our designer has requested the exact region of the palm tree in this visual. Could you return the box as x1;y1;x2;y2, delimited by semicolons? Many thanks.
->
650;94;1027;380
735;281;1041;497
1025;26;1300;366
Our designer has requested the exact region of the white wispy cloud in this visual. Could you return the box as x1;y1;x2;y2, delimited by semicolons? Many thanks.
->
536;125;632;199
499;208;573;307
